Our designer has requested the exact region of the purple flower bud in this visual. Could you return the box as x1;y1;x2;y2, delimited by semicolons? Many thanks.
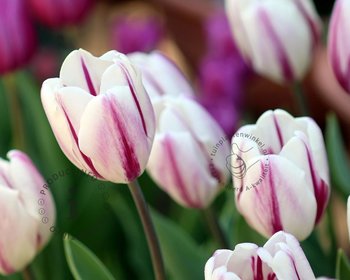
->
0;0;36;75
112;16;164;54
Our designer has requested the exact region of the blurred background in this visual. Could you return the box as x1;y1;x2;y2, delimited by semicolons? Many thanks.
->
0;0;349;279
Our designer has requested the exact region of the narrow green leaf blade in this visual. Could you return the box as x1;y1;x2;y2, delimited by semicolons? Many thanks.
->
336;249;350;280
63;234;115;280
325;113;350;194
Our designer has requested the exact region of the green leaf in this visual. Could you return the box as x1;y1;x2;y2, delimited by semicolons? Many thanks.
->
63;234;115;280
336;249;350;280
152;210;207;280
325;113;350;195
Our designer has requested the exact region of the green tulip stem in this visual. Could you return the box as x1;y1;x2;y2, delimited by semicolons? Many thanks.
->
128;179;166;280
293;82;309;116
22;266;33;280
2;73;25;149
203;205;229;249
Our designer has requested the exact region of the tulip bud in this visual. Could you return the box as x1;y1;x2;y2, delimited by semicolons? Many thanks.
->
225;0;321;83
0;0;36;75
28;0;94;28
128;52;194;101
41;49;155;183
147;96;230;208
229;109;329;240
205;231;316;279
328;0;350;93
0;150;55;275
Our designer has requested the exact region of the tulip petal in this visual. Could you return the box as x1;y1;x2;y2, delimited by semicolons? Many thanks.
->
0;188;37;274
41;79;100;177
296;117;329;185
100;62;155;137
79;87;153;183
59;49;112;95
7;150;55;248
280;133;329;224
128;52;194;99
0;158;12;188
236;155;317;240
260;231;316;279
147;132;219;208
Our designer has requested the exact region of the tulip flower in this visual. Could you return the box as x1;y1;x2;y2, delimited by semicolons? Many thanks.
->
41;49;155;183
0;150;55;275
205;231;316;279
147;96;230;208
328;0;350;94
28;0;94;28
128;52;194;101
225;0;321;83
229;109;329;240
0;0;36;75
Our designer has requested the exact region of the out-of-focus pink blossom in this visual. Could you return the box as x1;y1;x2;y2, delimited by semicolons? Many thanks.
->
0;0;36;75
30;49;60;83
28;0;94;28
112;16;164;54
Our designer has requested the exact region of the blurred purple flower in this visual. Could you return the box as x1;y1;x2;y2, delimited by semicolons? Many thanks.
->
28;0;94;28
30;48;60;83
198;10;249;137
205;10;239;57
112;16;164;54
0;0;36;75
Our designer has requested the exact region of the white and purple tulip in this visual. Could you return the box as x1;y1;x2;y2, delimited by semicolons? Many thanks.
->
41;49;155;184
231;109;330;241
225;0;321;83
147;96;230;208
0;150;55;275
205;231;316;280
328;0;350;94
128;51;194;101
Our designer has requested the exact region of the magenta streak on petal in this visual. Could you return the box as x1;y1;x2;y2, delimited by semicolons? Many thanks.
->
260;10;294;82
286;251;301;280
36;233;42;249
0;251;14;274
0;169;12;188
59;102;102;179
164;135;200;208
81;58;97;96
294;0;319;47
273;114;284;151
267;273;277;280
255;160;282;234
300;140;329;224
106;96;140;181
268;165;283;233
251;256;264;280
119;63;148;136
